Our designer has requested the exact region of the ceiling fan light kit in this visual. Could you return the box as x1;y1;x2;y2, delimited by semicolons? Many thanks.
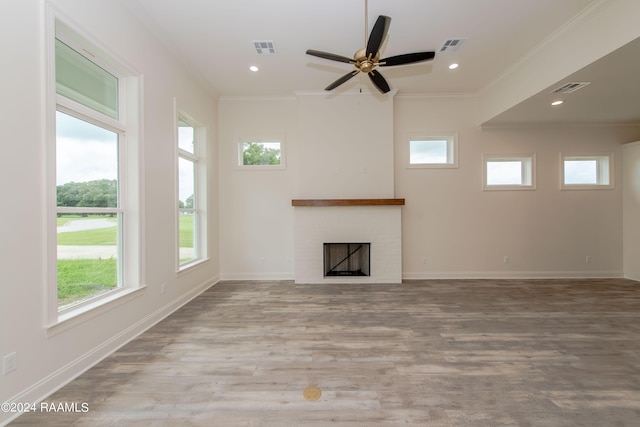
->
306;6;435;94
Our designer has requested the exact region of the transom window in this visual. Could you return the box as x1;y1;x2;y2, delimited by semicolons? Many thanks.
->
237;139;284;169
408;134;457;168
483;154;536;190
561;153;613;189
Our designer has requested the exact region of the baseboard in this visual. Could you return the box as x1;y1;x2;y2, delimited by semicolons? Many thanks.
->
220;272;295;281
402;270;625;280
1;278;218;427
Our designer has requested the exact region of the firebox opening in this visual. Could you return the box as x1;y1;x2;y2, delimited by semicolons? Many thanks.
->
323;243;371;277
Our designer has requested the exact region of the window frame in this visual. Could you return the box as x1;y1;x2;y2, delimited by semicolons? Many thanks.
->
176;107;208;271
482;154;536;191
46;9;144;328
407;133;458;169
236;138;286;170
560;152;614;190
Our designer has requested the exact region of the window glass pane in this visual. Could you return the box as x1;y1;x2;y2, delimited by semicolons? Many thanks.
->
410;139;448;164
55;39;118;120
56;111;118;208
57;213;119;308
564;160;597;184
179;212;196;264
178;157;195;208
241;142;281;166
487;161;522;185
178;157;196;264
178;119;195;154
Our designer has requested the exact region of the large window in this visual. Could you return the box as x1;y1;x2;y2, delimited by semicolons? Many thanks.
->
561;153;613;189
483;154;536;190
408;134;457;168
49;16;141;320
177;112;207;269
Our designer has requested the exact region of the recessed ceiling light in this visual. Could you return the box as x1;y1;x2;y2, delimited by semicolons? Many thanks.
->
551;100;563;106
249;65;259;72
448;63;459;70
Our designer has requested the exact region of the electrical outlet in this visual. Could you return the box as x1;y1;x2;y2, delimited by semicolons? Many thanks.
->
503;256;509;264
421;256;427;265
585;256;591;264
3;352;16;375
161;283;166;295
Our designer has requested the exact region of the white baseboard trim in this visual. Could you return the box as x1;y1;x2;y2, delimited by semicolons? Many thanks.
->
1;278;218;427
402;270;625;280
220;272;295;281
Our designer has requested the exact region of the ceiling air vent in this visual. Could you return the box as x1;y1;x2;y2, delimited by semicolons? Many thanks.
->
439;38;466;53
252;40;276;55
551;82;591;94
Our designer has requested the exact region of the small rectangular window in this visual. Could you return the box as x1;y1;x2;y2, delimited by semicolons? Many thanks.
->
238;140;284;169
561;153;613;189
483;154;535;191
408;134;457;168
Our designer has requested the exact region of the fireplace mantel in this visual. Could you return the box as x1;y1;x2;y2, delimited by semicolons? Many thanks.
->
291;198;405;207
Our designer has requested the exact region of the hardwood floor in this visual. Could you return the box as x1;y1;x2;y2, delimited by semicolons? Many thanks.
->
12;279;640;426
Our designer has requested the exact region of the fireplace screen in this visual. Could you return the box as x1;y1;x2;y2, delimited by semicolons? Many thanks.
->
323;243;370;277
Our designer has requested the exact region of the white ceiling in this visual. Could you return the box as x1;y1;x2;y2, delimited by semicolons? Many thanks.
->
126;0;640;126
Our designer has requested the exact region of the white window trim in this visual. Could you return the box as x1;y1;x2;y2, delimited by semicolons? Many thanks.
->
560;152;614;190
482;154;536;191
236;137;286;170
175;104;208;272
45;6;144;327
407;133;458;169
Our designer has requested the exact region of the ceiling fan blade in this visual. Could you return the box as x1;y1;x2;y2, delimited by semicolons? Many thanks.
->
380;51;435;67
366;15;391;57
306;49;353;64
325;70;360;91
368;70;390;93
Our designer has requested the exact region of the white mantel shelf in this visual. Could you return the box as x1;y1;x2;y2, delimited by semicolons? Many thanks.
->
291;198;405;207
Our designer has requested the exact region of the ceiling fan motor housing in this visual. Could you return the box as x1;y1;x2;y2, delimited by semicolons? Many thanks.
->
354;48;379;73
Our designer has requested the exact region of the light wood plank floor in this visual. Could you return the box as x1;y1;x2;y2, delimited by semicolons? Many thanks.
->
12;279;640;426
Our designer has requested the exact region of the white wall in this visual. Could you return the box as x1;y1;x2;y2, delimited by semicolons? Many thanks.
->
395;96;637;278
623;141;640;280
296;92;395;198
219;94;639;281
218;97;298;280
0;1;218;422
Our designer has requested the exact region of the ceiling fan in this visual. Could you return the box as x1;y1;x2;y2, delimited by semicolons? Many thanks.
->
306;1;435;94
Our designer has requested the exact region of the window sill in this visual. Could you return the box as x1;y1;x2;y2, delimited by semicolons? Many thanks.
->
483;185;536;191
407;163;458;169
46;285;147;337
561;184;614;190
178;257;211;274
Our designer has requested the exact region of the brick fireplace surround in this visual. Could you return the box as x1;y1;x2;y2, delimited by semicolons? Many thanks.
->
292;199;404;284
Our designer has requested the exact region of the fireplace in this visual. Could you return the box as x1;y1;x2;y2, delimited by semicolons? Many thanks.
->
292;199;403;284
324;243;370;277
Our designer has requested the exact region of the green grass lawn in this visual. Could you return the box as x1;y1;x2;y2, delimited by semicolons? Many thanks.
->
178;213;194;248
57;258;117;306
57;214;195;306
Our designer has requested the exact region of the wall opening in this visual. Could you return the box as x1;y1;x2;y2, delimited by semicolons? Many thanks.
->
323;243;370;277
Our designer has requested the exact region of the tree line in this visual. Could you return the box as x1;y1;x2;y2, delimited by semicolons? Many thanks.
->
57;179;117;208
58;179;194;209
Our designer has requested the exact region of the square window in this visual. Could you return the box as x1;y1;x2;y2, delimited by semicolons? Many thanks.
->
483;154;535;191
238;140;284;169
561;153;613;189
408;135;457;168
